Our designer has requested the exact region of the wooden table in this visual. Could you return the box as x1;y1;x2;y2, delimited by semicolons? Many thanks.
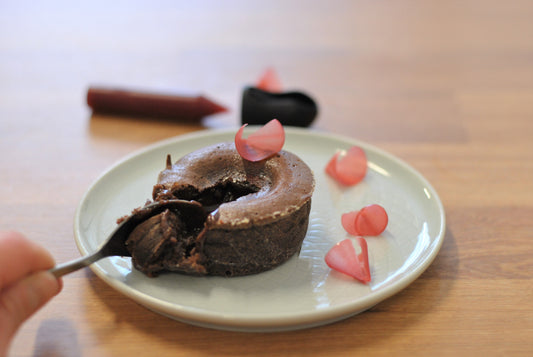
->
2;1;532;356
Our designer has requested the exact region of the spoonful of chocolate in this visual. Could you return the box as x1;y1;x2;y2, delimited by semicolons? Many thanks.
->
49;199;206;277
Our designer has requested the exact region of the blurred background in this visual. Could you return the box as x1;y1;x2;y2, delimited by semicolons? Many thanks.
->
4;1;530;146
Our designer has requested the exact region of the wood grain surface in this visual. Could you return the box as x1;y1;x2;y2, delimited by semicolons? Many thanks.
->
1;1;532;356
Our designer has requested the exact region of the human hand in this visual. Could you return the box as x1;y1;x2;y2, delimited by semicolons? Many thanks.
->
0;231;62;356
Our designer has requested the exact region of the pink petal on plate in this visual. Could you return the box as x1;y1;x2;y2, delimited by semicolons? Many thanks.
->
325;150;341;180
235;119;285;162
341;210;360;236
354;204;389;236
335;146;368;186
325;238;371;283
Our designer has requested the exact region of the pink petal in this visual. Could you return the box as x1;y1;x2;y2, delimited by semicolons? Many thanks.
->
354;237;371;283
325;151;341;179
325;239;358;277
354;204;388;236
235;119;285;162
325;238;371;283
256;67;282;92
341;211;359;236
334;146;368;186
325;146;368;186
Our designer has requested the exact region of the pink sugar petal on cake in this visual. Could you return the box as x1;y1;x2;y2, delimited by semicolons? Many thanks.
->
354;204;389;236
235;119;285;162
341;211;360;236
325;238;371;283
246;118;285;151
334;146;368;186
256;67;282;92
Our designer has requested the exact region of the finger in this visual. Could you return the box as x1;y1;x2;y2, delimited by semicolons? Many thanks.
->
0;271;62;347
0;231;55;289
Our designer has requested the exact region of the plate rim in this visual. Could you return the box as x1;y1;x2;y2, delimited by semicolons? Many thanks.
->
74;127;446;331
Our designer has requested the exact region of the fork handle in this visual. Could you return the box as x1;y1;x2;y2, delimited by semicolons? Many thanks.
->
49;251;105;278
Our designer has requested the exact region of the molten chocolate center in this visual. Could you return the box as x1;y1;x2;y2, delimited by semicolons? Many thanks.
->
169;181;260;214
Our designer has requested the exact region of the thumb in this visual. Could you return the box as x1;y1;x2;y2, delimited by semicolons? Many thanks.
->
0;271;62;347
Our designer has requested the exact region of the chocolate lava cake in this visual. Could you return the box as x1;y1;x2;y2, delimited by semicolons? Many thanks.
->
125;142;315;277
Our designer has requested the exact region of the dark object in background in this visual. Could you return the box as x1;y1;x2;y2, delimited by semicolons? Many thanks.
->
87;86;228;121
241;87;318;127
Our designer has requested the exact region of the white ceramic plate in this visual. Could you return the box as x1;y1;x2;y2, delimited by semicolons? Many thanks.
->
74;127;445;332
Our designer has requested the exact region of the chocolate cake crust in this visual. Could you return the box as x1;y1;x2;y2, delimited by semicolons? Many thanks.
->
201;200;312;276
